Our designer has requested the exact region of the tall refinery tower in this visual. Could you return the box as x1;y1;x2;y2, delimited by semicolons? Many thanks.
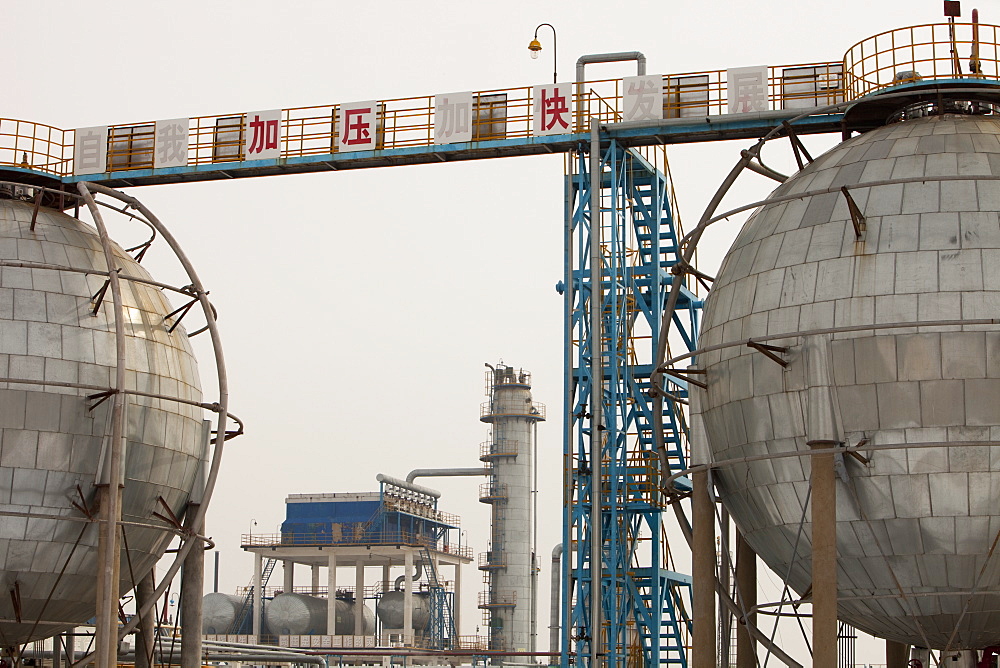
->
479;363;545;657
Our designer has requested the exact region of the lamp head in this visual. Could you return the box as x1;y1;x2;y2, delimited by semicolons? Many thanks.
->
528;39;542;59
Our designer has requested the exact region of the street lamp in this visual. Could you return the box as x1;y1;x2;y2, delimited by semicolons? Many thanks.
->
529;23;558;84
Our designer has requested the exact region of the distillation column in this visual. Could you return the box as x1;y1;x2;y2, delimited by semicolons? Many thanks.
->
479;363;545;657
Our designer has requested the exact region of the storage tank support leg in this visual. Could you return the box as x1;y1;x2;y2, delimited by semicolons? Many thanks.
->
135;574;155;668
735;529;757;668
810;442;837;668
692;469;716;667
355;563;365;635
886;640;910;668
181;506;204;667
327;554;338;636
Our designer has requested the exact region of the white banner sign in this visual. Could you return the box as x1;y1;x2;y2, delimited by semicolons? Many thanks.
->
727;66;769;114
74;126;108;175
434;92;474;144
623;75;663;122
532;83;573;136
154;118;189;168
245;109;282;160
338;101;378;152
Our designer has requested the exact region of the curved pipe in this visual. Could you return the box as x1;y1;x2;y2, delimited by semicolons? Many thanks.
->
394;561;423;591
405;468;489;484
375;473;441;499
73;182;232;664
575;51;647;81
549;544;564;663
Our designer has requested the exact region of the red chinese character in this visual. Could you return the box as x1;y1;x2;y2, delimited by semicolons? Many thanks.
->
248;115;279;154
542;89;569;131
342;107;372;146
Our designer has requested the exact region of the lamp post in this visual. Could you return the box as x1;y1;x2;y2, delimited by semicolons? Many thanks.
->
528;23;558;84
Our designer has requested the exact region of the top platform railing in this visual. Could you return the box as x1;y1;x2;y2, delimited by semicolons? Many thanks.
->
4;22;1000;180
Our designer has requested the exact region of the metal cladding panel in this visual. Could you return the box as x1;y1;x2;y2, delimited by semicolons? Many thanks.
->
0;200;205;644
697;113;1000;648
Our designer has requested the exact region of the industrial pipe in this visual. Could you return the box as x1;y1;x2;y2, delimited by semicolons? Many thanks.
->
575;51;647;130
405;468;489;484
549;544;563;664
394;561;423;591
588;116;603;668
375;473;441;499
575;51;647;81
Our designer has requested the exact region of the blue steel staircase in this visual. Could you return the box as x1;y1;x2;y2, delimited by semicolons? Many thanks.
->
420;546;455;650
229;557;277;635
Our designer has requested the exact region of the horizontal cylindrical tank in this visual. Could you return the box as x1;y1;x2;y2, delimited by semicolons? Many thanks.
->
265;593;374;636
696;109;1000;648
201;593;270;635
375;591;430;631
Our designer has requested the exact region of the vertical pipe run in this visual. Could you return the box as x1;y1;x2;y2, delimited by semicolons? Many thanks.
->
214;552;220;593
811;442;838;668
77;183;128;668
588;117;603;667
403;550;414;644
560;153;575;666
735;530;757;668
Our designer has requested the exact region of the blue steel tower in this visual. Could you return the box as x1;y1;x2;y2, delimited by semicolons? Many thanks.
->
561;136;701;667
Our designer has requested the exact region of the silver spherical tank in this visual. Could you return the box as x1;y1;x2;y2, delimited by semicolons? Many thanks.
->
696;111;1000;648
375;591;431;631
0;198;206;644
265;593;374;636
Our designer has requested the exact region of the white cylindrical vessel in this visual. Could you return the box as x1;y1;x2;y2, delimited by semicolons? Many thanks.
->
480;364;544;654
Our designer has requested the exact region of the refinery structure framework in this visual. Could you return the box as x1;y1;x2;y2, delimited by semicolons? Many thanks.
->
4;14;1000;668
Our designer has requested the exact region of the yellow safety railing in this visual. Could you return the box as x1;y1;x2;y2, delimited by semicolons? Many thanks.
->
4;24;1000;178
241;531;473;559
845;22;1000;98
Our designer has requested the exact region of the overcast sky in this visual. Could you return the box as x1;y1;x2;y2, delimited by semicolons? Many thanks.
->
2;0;964;662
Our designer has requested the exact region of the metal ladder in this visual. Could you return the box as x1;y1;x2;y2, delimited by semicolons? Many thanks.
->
419;546;455;649
229;557;277;634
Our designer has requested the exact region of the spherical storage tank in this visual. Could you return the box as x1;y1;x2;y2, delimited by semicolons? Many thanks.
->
696;107;1000;648
0;197;206;644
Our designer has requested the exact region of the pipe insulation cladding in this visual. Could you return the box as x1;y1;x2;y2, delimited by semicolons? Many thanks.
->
694;110;1000;649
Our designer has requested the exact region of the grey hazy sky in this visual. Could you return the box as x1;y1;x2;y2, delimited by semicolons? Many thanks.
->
2;0;959;661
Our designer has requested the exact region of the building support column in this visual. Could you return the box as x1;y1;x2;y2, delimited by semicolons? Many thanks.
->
327;554;338;635
404;550;414;645
735;529;757;668
253;552;263;641
355;562;365;635
811;441;838;668
312;565;321;595
284;560;294;595
454;563;462;638
135;574;156;668
886;640;909;668
692;469;716;668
